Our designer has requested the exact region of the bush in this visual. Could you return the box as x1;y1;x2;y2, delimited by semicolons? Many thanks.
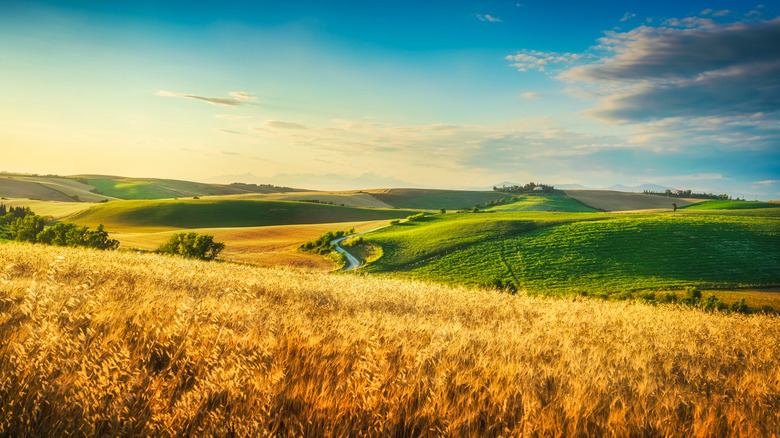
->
701;295;727;312
389;219;400;225
157;232;225;261
729;299;749;314
680;287;702;306
661;292;678;304
479;277;517;294
406;213;427;222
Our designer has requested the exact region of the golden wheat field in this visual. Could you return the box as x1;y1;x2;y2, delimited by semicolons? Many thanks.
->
111;220;389;270
1;243;779;437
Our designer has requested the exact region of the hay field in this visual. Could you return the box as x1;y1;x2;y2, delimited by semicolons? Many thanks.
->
112;220;389;270
1;243;779;436
563;190;700;211
1;199;98;219
203;190;393;208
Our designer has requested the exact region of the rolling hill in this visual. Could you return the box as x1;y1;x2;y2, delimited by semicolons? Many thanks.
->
0;173;303;202
681;200;780;210
65;199;422;231
563;190;700;211
0;175;118;202
359;209;780;297
366;188;509;210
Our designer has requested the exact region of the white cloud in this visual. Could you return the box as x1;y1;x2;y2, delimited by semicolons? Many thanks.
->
756;180;780;184
477;14;502;22
505;50;583;72
521;92;541;98
156;90;257;106
620;12;636;22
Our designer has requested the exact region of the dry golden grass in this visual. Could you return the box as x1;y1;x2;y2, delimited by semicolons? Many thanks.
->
111;220;389;270
2;198;98;219
203;191;393;208
1;243;779;437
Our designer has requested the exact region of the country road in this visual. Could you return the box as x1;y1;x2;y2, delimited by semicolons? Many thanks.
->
330;225;390;270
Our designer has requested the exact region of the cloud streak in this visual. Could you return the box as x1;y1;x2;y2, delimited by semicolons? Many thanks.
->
156;90;257;106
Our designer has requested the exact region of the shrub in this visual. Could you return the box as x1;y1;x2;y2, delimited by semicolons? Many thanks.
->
680;288;702;306
156;232;225;261
661;292;678;304
701;295;727;312
729;299;749;314
389;219;400;225
406;213;427;222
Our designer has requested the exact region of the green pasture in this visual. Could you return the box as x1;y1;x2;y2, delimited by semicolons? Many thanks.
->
360;210;780;298
485;195;597;213
66;199;421;231
681;200;780;210
87;179;183;200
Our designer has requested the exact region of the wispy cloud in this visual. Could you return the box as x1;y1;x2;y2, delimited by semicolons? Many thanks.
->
263;120;308;130
156;90;257;106
620;12;636;22
215;128;246;135
521;92;541;98
505;50;583;72
756;180;780;185
476;14;502;23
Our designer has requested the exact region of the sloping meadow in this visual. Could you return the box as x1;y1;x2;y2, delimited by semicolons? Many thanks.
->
1;243;778;436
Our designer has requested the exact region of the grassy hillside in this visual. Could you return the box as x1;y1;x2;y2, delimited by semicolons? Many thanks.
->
81;176;290;200
66;199;421;231
681;200;780;210
360;210;780;297
2;243;778;436
485;195;597;212
367;188;509;210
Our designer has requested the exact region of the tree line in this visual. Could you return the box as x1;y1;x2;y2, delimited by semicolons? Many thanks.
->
493;182;555;194
0;204;119;250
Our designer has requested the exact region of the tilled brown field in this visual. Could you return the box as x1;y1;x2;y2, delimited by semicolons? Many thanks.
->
563;190;701;211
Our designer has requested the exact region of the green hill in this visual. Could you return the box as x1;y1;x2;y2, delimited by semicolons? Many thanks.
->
360;209;780;295
366;189;509;210
79;175;301;200
681;200;780;210
65;199;422;231
484;195;597;212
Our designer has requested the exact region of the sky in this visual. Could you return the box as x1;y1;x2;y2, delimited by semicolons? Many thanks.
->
1;0;778;199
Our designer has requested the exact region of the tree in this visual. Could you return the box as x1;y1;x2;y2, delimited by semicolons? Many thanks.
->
157;232;225;261
439;208;446;214
14;215;46;242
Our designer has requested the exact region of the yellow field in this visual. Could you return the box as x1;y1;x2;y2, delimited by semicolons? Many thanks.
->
1;243;778;436
112;220;389;270
563;190;702;211
1;198;97;219
203;190;393;208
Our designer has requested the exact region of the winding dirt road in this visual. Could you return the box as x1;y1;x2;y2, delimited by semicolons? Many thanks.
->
331;225;390;270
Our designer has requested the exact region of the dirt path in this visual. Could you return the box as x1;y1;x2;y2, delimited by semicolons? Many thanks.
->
331;225;390;270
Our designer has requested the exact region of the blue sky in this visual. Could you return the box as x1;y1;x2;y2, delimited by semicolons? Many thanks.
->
1;0;778;199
